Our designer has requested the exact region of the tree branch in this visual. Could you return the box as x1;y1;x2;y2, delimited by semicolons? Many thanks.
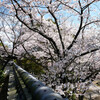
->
82;20;100;29
47;7;65;56
76;47;100;58
11;0;60;58
67;9;83;50
57;0;80;14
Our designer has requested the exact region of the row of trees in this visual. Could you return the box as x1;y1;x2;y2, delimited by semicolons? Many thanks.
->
0;0;100;99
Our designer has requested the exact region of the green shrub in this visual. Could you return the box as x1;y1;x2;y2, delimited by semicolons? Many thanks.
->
15;56;45;75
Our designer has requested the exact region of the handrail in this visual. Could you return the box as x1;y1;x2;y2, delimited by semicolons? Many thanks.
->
13;66;27;100
13;63;66;100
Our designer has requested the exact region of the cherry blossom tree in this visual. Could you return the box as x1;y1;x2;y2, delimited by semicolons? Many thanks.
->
0;0;100;99
0;15;26;70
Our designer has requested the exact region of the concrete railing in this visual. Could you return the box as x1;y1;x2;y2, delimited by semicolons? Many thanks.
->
13;63;66;100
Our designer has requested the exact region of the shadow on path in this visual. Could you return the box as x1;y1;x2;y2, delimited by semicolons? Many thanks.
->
0;75;9;100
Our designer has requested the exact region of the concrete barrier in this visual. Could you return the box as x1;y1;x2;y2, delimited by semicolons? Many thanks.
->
13;63;65;100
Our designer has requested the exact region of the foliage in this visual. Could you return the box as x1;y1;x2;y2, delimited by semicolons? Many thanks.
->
15;56;45;75
0;42;2;46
